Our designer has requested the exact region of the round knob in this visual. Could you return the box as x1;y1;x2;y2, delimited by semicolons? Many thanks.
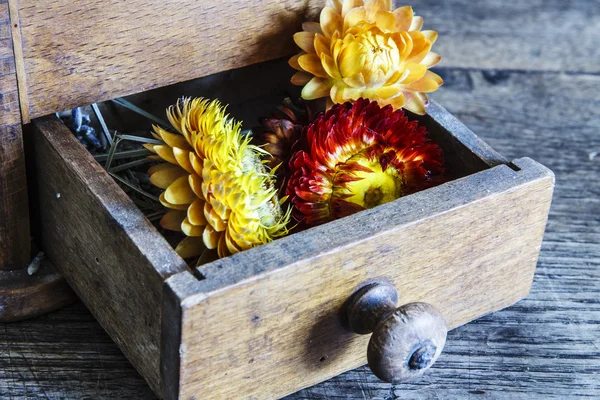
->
345;282;447;383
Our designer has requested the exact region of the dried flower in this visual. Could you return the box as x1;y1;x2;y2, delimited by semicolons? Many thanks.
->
145;98;290;260
286;98;444;226
290;0;442;114
253;98;315;185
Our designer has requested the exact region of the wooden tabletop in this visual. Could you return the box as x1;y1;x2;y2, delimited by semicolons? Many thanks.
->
1;0;599;398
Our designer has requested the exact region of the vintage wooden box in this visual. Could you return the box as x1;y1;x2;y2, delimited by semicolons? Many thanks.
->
1;1;553;399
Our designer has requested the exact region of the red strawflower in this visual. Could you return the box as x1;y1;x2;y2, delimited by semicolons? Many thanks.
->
286;98;445;226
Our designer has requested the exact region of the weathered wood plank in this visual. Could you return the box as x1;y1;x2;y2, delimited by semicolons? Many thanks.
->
30;117;189;396
418;0;600;74
15;0;321;121
0;0;29;270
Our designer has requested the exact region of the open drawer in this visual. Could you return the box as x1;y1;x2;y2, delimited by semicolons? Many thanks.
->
30;79;554;398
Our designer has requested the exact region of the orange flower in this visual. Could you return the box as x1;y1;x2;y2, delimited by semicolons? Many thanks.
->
286;98;445;226
290;0;442;114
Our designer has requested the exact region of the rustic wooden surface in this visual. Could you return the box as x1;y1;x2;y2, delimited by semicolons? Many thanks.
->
0;0;29;269
1;0;599;399
30;117;189;396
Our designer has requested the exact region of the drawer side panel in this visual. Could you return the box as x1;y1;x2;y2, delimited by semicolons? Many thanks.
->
31;117;188;395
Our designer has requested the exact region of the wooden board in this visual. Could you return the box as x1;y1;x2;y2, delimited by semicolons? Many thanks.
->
161;157;553;400
31;117;189;395
0;0;29;269
13;0;321;121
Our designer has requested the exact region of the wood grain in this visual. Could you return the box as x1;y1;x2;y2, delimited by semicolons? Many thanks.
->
0;0;29;270
163;157;553;400
1;0;597;398
15;0;321;121
418;0;600;74
31;117;189;396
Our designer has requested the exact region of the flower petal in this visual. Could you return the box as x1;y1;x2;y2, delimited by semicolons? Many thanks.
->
386;92;406;109
288;54;303;71
217;233;229;259
155;126;192;151
365;0;392;20
202;224;220;249
189;152;203;176
173;147;194;174
342;72;366;88
225;230;243;254
188;173;205;199
294;32;316;53
425;70;443;85
151;145;178;165
181;217;204;237
159;192;188;211
302;77;332;100
393;5;413;31
409;16;423;31
314;33;330;57
398;63;427;84
143;143;157;154
421;52;441;68
302;21;323;33
406;31;432;64
375;10;396;31
165;175;197;205
403;92;426;115
342;0;363;17
291;71;313;85
175;236;205;259
327;0;343;14
374;85;401;100
159;210;186;231
320;53;342;80
404;76;440;92
298;54;329;78
343;6;366;32
204;202;227;232
422;30;438;45
149;164;188;189
321;6;344;37
331;85;363;103
148;162;174;175
188;198;208;226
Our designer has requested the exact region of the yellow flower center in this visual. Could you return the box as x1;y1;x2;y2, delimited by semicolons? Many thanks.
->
332;151;403;210
337;25;402;87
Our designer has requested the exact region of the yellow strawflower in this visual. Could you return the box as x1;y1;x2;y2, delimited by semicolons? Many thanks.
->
290;0;442;114
145;98;290;260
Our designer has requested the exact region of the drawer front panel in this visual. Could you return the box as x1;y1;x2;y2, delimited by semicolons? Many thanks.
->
165;158;554;400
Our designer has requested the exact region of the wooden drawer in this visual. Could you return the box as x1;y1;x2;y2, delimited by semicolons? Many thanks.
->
31;96;553;399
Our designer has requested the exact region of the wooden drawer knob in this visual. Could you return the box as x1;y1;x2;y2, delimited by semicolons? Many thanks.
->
345;282;447;383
